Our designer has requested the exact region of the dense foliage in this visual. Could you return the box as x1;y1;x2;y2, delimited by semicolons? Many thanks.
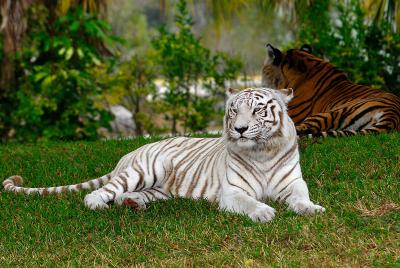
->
103;54;160;136
296;0;400;95
0;0;398;142
17;5;115;141
103;0;242;136
153;0;242;134
0;4;116;142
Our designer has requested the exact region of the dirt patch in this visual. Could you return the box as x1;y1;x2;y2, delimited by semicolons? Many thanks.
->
355;201;399;217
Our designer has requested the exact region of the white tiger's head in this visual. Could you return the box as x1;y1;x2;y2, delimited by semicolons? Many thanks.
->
224;87;294;151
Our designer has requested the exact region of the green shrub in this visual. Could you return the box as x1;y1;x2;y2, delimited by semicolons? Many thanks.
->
296;0;400;95
11;5;115;141
152;0;242;134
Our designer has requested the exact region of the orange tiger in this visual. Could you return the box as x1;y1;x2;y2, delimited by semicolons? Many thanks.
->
262;44;400;137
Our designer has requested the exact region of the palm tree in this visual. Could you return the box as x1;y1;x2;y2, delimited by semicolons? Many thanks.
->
160;0;398;34
0;0;33;95
365;0;399;32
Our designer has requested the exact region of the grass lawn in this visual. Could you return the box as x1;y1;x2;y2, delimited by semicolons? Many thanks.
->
0;133;399;267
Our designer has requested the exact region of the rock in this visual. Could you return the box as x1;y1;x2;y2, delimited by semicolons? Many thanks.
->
109;105;136;136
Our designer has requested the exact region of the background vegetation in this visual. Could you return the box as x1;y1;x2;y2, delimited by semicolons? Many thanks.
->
296;0;400;93
0;0;399;141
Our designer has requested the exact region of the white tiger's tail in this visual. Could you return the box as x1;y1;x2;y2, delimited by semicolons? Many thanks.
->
2;174;112;195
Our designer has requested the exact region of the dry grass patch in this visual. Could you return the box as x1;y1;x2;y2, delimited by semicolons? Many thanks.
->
355;201;400;217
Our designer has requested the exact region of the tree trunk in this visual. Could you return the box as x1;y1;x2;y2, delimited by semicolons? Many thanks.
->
134;96;143;136
172;116;177;135
0;0;31;97
0;0;34;141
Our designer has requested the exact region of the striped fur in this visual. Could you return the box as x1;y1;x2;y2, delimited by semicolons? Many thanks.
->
262;44;400;138
3;174;112;195
3;88;325;222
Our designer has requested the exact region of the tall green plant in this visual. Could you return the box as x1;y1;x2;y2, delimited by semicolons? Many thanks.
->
105;54;161;136
153;0;242;134
296;0;400;95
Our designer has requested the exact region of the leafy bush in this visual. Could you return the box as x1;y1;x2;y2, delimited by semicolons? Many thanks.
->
10;5;115;141
102;53;163;136
296;0;400;95
152;0;242;134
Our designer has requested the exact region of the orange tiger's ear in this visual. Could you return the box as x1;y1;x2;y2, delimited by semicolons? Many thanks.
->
226;87;239;96
266;44;282;65
279;88;293;103
300;44;312;53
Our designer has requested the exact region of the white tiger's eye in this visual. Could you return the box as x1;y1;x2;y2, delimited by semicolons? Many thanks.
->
253;107;261;114
231;108;238;114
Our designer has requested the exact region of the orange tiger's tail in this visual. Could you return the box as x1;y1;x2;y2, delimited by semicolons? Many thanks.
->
2;174;112;195
298;128;389;139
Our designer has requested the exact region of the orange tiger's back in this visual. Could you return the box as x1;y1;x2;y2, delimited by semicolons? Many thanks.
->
262;44;400;136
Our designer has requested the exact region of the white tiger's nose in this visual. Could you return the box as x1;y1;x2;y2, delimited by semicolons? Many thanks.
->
234;126;248;134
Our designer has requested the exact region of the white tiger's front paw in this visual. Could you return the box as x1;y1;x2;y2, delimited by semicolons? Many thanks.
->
248;204;276;223
84;193;109;210
115;192;147;211
290;200;325;215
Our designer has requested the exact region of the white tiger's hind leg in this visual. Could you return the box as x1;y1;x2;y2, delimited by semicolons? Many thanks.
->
115;187;171;210
84;191;110;209
284;179;325;215
84;167;144;209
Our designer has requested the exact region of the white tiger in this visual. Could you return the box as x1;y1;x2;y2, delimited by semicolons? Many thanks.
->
3;87;325;222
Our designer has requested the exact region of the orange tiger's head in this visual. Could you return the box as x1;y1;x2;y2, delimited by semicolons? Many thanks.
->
262;44;347;91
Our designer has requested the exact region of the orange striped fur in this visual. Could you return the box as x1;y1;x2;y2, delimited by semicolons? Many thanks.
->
262;44;400;137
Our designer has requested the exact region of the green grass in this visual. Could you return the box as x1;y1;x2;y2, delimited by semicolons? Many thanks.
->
1;133;399;267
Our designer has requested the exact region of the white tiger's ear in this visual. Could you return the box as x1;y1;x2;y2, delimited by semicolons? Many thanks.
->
226;87;239;97
278;88;293;104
